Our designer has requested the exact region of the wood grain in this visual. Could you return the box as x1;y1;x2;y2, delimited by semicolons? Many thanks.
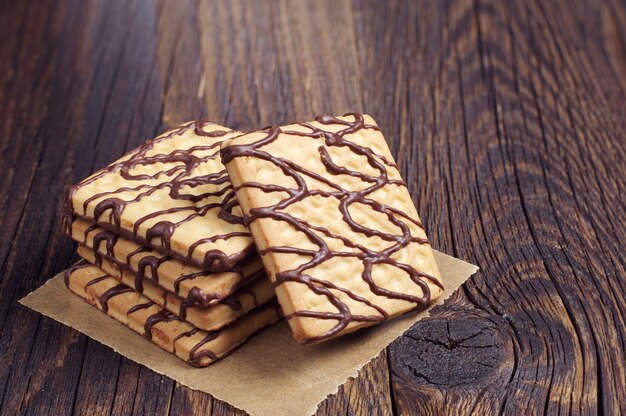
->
0;0;624;415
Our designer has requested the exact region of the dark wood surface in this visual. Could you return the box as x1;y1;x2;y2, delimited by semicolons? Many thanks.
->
1;0;624;414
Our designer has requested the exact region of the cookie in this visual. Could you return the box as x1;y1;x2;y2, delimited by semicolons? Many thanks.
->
65;261;281;367
67;216;262;307
221;113;443;344
77;245;275;331
65;121;254;271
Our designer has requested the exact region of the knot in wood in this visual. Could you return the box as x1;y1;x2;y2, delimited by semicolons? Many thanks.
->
389;317;502;387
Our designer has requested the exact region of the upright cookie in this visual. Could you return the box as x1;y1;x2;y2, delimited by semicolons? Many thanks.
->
65;261;281;367
221;113;443;344
67;217;262;307
77;245;275;331
65;121;254;271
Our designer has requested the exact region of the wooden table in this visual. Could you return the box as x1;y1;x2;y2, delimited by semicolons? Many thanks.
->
1;0;624;414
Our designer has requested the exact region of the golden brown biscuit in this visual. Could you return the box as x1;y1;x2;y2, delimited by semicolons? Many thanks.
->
65;261;281;367
65;121;254;271
221;113;443;344
67;216;262;307
77;245;275;331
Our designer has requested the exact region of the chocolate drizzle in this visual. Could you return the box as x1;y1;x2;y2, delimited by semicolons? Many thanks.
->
173;271;216;295
188;331;220;365
145;221;176;252
136;254;168;288
218;296;243;311
143;309;178;340
64;259;94;287
221;113;443;343
92;229;118;258
172;327;200;355
65;121;254;271
85;274;109;288
127;300;155;315
98;284;133;313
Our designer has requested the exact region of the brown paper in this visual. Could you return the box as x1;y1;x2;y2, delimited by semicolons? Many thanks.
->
20;250;477;416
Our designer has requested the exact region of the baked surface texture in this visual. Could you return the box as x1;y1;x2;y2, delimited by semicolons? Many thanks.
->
65;121;254;271
67;217;263;308
65;261;280;367
221;113;444;344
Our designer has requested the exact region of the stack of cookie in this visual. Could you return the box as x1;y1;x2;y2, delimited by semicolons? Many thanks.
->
63;113;444;365
63;121;280;367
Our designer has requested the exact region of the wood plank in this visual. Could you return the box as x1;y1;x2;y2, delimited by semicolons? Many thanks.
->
0;0;166;414
0;0;624;415
363;0;626;414
157;0;207;128
169;384;214;415
0;1;91;413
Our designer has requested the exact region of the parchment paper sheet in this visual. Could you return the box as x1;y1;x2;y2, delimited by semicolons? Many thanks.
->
20;250;478;416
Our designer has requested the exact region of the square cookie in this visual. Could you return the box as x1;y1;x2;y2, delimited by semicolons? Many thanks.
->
221;113;443;344
66;121;254;271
